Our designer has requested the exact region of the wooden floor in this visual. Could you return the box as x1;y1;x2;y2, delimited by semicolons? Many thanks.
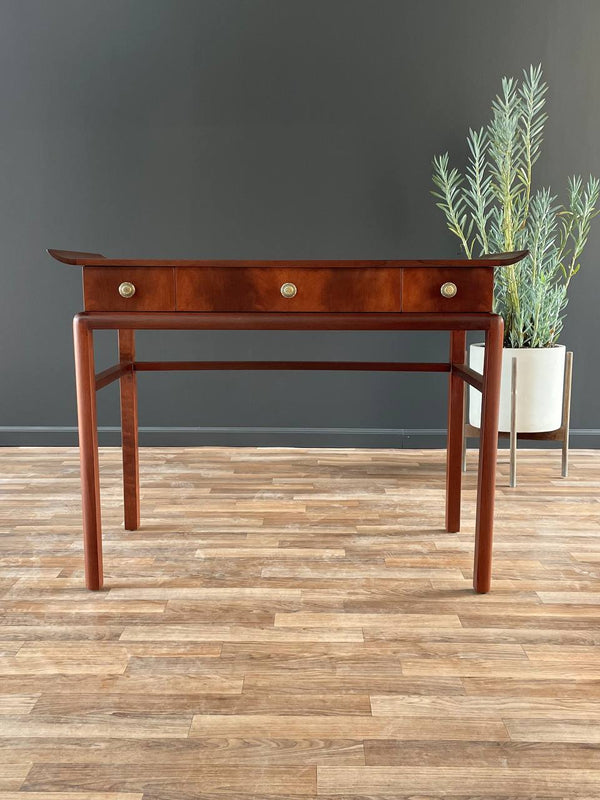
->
1;446;600;798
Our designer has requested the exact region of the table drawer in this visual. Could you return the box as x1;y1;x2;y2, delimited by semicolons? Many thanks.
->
402;267;493;312
83;267;175;311
176;267;401;312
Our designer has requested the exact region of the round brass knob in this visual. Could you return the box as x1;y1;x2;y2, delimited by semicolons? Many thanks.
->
280;282;297;299
118;281;136;299
440;281;458;298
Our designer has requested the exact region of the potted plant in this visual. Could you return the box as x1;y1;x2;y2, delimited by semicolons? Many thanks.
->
432;64;599;432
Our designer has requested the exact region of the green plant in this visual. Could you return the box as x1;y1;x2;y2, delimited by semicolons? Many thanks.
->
432;64;599;348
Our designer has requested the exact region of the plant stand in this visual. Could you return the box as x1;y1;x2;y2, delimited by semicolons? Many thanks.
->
463;351;573;487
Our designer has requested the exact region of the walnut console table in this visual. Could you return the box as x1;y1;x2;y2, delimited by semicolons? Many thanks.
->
49;248;527;593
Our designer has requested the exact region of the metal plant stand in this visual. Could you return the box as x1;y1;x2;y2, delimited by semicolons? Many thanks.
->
463;351;573;487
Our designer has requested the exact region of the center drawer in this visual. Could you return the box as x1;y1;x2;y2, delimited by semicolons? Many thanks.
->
176;267;401;312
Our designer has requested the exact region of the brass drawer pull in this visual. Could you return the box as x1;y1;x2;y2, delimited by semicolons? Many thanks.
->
440;281;457;298
280;282;297;299
118;281;136;299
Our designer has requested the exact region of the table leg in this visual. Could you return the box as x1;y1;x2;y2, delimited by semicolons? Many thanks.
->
119;330;140;530
446;330;466;533
473;315;503;593
73;315;103;590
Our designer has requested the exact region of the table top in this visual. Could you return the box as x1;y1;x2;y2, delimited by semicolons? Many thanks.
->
48;249;528;269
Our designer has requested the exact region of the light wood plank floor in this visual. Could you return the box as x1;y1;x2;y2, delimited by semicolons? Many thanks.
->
0;446;599;798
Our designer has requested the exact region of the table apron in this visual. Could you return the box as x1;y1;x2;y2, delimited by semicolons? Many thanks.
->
75;311;502;332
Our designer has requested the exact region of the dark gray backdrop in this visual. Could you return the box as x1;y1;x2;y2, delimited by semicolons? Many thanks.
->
1;0;599;447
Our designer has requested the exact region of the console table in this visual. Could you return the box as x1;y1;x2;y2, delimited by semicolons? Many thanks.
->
49;248;527;593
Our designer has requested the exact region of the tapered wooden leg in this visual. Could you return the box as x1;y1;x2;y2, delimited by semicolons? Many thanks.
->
473;316;503;594
73;315;103;590
446;330;466;532
119;330;140;530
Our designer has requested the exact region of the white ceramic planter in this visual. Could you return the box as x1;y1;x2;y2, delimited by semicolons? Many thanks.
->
469;344;566;433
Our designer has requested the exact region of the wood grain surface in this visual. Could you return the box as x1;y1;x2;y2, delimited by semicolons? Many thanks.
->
402;267;494;312
0;445;599;798
83;267;175;312
176;267;401;312
48;248;528;268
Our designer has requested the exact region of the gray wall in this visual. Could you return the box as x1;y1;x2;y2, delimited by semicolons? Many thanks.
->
1;0;599;447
